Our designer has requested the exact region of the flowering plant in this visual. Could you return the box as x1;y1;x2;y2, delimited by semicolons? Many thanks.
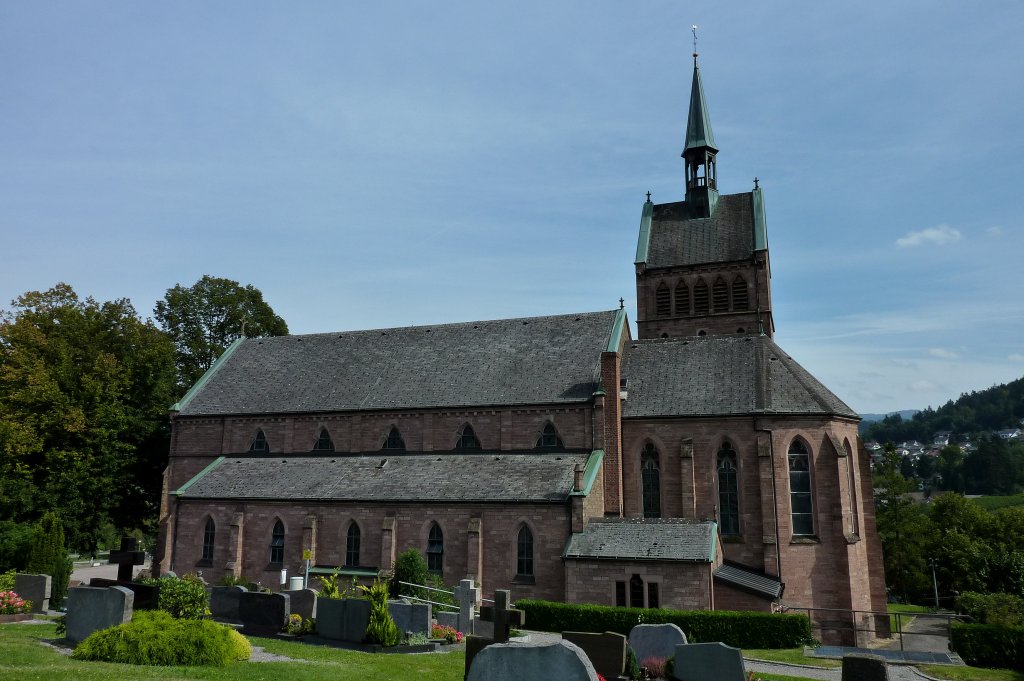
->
430;623;464;643
0;591;31;615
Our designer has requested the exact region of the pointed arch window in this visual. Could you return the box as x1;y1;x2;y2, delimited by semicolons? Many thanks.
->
732;276;749;311
516;525;534;578
641;443;661;518
674;281;690;316
270;520;285;564
250;430;269;453
655;283;671;317
712;278;729;312
693;279;710;315
788;440;814;536
845;440;860;536
313;428;334;452
718;442;740;536
383;426;406;451
201;518;215;563
629;574;644;608
346;523;361;567
456;425;481;451
427;523;444;573
536;423;564;450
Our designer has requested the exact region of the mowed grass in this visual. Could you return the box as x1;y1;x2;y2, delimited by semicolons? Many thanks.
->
888;602;931;631
743;647;841;669
974;493;1024;512
919;665;1024;681
0;622;464;681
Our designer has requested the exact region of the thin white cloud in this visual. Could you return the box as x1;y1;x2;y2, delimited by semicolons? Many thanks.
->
910;379;939;392
896;224;961;248
986;226;1004;237
929;348;958;359
1010;353;1024;362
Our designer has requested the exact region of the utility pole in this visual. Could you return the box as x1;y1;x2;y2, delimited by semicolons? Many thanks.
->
928;558;940;609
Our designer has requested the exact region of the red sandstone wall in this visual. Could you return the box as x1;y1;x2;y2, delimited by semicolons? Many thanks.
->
565;559;713;611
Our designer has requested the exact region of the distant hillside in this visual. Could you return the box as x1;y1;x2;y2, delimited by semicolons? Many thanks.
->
862;375;1024;444
859;410;919;424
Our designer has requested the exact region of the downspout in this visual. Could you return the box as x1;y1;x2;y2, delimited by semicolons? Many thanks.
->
170;498;182;575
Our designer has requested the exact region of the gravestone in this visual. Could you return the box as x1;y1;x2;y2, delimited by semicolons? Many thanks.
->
316;597;372;642
467;639;599;681
283;588;317;620
389;600;431;636
210;585;248;623
841;653;890;681
671;642;746;681
478;590;524;644
238;591;290;635
88;578;159;610
108;537;145;582
562;631;628;680
13;573;51;613
454;578;479;635
65;586;134;644
435;610;458;630
629;622;687;664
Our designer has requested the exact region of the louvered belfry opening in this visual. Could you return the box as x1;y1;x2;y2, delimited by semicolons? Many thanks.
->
655;284;670;316
693;279;710;315
712;278;729;312
732;276;749;311
674;281;690;315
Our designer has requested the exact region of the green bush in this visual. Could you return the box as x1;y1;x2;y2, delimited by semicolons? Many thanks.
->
950;622;1024;670
0;520;34;572
152;574;209;619
956;591;1024;626
392;549;429;599
0;569;15;592
361;579;401;646
72;610;251;666
514;599;814;649
24;512;72;609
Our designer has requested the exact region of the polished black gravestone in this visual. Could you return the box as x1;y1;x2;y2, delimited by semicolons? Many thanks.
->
108;537;145;582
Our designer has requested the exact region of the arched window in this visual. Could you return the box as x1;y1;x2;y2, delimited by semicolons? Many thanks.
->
516;525;534;578
536;423;564;449
270;520;285;564
201;518;215;563
732;276;749;311
629;574;644;608
641;443;661;518
427;523;444;573
250;430;269;452
674;281;690;316
346;523;361;567
693;279;710;315
717;442;740;536
383;426;406;451
456;425;481;451
655;283;671;317
313;427;334;452
712;277;729;312
845;440;859;536
788;440;814;536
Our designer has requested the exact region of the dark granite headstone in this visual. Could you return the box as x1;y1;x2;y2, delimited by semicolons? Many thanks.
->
467;640;599;681
65;586;134;643
88;578;159;610
13;573;51;613
629;622;687;663
671;642;746;681
283;588;317;620
841;653;890;681
388;600;431;636
238;591;290;634
210;585;248;623
562;631;628;680
108;537;145;582
477;590;524;644
314;597;371;642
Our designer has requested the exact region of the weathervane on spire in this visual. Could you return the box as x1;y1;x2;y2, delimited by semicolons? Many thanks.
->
691;24;699;63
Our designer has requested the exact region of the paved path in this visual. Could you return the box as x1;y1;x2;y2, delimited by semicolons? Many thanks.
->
878;614;953;655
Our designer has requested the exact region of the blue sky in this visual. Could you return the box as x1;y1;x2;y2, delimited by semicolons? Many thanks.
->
2;2;1022;415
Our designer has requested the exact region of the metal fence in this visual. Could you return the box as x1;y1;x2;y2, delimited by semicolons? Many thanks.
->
781;605;969;649
396;580;458;612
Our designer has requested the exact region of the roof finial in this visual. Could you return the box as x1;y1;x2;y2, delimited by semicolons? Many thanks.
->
619;297;625;310
645;190;651;202
691;24;699;64
753;177;759;189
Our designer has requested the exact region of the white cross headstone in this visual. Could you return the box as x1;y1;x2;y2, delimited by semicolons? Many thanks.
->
454;578;479;635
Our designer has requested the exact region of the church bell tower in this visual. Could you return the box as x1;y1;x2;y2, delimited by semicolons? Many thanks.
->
683;52;718;218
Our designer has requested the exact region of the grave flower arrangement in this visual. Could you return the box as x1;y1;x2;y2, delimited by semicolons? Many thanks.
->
430;623;464;643
0;590;31;615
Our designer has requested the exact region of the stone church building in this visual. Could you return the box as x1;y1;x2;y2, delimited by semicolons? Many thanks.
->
155;56;887;635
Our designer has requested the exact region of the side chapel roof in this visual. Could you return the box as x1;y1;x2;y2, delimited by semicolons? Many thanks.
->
621;335;858;419
174;310;621;416
564;518;717;562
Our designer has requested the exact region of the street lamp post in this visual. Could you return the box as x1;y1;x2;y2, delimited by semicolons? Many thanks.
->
928;558;940;609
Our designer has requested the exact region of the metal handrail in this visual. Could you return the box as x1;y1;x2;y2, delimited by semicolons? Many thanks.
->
781;605;969;650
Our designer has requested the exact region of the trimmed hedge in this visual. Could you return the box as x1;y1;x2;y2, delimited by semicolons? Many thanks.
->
72;610;251;666
950;622;1024;670
514;599;814;649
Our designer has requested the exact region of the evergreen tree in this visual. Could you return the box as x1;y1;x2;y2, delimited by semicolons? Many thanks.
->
25;512;72;609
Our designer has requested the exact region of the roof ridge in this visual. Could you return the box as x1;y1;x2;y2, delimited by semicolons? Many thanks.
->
764;338;855;417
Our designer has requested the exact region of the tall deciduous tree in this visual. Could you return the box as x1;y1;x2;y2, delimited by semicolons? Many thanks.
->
154;275;288;390
0;284;176;551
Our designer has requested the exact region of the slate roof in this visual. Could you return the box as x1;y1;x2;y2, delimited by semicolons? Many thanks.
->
645;193;755;268
176;452;592;503
714;563;784;599
621;335;858;419
563;518;716;562
175;310;619;416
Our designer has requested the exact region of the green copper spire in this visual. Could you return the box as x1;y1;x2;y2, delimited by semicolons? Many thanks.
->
684;54;717;153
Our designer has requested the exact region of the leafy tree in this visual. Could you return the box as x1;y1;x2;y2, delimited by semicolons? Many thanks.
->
873;444;929;601
0;284;176;550
154;275;288;390
392;548;429;598
937;445;966;493
25;512;72;608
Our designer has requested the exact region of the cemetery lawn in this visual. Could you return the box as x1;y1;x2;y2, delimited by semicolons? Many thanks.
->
888;602;931;631
743;648;841;669
919;665;1024;681
0;621;465;681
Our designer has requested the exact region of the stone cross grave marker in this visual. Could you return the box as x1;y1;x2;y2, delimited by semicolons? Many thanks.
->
478;589;524;644
108;537;145;582
454;578;479;635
